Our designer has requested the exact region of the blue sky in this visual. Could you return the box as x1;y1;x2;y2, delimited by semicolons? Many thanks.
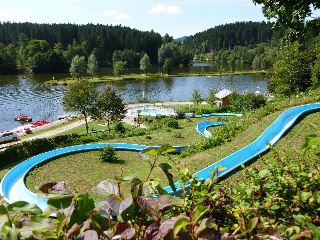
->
0;0;269;38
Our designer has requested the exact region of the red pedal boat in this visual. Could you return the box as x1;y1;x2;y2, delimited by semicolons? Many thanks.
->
14;115;32;122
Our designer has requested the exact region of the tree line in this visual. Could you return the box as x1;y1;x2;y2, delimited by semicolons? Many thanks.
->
0;22;164;74
183;21;282;54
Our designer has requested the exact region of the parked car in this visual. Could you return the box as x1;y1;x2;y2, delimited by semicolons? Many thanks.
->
0;132;18;143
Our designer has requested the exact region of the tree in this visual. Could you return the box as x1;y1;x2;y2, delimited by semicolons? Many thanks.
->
267;42;317;97
69;55;87;80
140;53;151;74
253;0;320;43
92;84;127;132
191;88;203;106
158;43;174;66
162;58;174;74
62;80;98;134
87;53;98;78
113;61;127;76
206;85;217;108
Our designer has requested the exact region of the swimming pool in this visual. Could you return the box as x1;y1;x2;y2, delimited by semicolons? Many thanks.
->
131;108;168;116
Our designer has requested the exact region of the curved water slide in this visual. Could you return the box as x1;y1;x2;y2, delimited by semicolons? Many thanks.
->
1;103;320;211
0;143;187;211
163;103;320;195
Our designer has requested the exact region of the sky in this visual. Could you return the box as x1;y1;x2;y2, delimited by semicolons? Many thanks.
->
0;0;270;39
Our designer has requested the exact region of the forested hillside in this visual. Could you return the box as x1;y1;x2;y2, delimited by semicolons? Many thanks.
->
0;22;163;74
184;21;284;54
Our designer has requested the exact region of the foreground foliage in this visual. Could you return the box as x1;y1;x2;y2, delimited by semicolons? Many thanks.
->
1;138;320;239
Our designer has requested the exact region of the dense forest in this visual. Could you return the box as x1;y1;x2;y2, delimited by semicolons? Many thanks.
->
0;22;165;74
183;21;283;53
0;21;283;75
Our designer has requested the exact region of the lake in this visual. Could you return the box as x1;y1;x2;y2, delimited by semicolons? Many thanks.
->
0;63;267;132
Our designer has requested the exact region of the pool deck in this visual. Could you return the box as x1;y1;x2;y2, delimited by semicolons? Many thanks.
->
123;104;176;128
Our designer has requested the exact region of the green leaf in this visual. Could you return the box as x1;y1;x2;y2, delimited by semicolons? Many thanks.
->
159;163;176;192
155;185;169;195
114;170;136;183
156;195;184;210
123;169;136;181
173;218;191;237
130;178;143;197
157;145;176;155
35;182;73;199
141;147;158;156
216;164;227;171
194;217;214;236
259;169;270;178
191;205;208;224
92;179;119;197
8;201;42;215
106;194;133;215
247;217;259;232
16;215;54;239
0;215;8;232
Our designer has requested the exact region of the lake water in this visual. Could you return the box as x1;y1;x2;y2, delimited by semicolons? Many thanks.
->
0;63;267;132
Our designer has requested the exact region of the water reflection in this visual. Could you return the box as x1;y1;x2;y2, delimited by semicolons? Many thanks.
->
0;63;265;132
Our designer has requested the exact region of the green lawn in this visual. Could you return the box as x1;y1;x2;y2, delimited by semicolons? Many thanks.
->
24;108;320;200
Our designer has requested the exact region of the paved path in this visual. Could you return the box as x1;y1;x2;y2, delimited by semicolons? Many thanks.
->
0;119;88;150
0;101;200;150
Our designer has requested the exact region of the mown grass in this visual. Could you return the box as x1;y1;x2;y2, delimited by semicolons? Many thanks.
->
25;109;320;200
60;120;136;135
15;89;320;201
44;71;266;85
25;150;180;201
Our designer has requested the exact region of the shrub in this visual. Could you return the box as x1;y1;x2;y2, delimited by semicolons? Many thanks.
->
25;129;33;134
175;111;186;119
229;92;267;112
113;121;126;133
167;119;179;129
99;145;118;162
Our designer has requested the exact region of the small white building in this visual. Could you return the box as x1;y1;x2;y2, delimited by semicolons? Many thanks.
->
215;89;233;107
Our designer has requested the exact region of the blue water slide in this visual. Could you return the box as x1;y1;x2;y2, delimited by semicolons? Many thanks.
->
1;103;320;211
162;103;320;195
0;143;187;211
197;121;228;137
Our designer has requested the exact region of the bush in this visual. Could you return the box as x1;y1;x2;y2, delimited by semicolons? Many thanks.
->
99;145;118;162
113;121;126;133
175;111;186;119
229;92;267;112
167;119;179;129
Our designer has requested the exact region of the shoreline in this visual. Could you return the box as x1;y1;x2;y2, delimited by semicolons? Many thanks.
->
44;70;267;85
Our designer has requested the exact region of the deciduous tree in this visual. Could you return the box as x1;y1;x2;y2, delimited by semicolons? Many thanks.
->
140;53;151;74
267;42;317;97
191;88;203;106
163;58;174;74
113;61;127;76
206;85;217;108
92;84;127;132
87;53;98;78
62;80;98;134
69;55;87;80
253;0;320;43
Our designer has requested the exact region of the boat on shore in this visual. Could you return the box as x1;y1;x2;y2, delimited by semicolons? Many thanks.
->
14;115;32;122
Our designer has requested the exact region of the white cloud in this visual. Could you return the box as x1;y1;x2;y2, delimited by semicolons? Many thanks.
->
0;13;26;23
149;3;183;15
103;10;133;21
117;13;132;20
103;10;119;16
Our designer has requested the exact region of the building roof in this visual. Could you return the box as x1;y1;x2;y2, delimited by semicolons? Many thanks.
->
215;89;232;99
